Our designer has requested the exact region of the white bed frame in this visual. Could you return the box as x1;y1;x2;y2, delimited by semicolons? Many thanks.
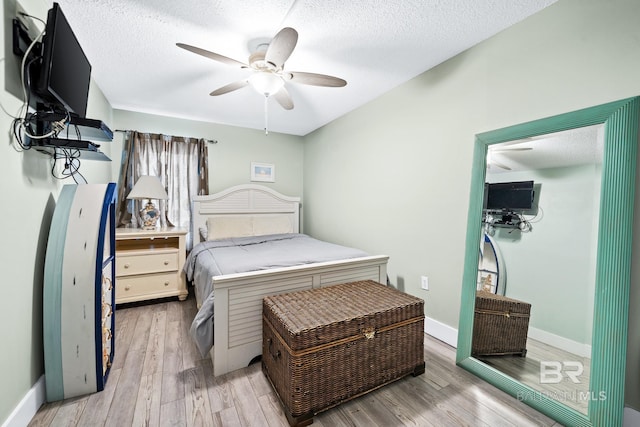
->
191;184;389;376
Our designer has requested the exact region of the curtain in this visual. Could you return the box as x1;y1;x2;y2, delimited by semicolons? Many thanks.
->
116;131;209;250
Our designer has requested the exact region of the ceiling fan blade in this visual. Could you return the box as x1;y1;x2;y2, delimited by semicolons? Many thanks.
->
492;147;533;153
265;27;298;69
491;160;512;170
176;43;248;68
286;71;347;87
272;86;294;110
209;80;249;96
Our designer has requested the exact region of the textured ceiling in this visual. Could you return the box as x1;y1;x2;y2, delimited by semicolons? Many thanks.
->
487;125;604;174
53;0;556;135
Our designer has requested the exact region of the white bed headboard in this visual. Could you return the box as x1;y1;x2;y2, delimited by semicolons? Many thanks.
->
191;184;300;242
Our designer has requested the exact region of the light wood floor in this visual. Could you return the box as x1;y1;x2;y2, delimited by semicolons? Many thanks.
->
29;294;560;427
478;338;590;415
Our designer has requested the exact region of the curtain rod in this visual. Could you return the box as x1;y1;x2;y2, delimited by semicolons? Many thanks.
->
114;129;218;144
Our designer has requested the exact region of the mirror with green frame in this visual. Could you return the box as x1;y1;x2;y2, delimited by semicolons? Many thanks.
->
456;97;639;427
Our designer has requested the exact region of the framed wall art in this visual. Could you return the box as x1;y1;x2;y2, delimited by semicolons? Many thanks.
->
250;162;275;182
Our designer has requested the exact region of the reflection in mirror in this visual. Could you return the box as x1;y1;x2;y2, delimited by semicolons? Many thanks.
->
474;124;604;415
456;97;639;427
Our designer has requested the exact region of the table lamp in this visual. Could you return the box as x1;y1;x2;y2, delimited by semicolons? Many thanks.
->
127;175;168;229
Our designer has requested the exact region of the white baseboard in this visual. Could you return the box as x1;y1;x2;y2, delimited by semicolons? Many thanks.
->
425;315;458;348
624;406;640;427
2;375;45;427
528;327;591;358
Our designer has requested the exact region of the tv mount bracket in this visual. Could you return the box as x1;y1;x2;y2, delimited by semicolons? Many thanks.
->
12;17;39;58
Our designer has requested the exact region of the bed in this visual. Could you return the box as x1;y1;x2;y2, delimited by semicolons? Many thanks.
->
185;184;389;377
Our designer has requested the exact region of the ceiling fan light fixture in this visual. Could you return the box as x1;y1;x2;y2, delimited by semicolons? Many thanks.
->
248;72;284;96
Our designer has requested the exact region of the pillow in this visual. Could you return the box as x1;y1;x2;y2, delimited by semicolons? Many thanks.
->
199;226;208;241
206;215;253;240
252;215;293;236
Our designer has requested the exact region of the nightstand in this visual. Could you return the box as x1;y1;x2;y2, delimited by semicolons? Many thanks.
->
115;227;188;304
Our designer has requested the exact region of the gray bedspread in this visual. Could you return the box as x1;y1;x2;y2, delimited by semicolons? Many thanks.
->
184;233;369;356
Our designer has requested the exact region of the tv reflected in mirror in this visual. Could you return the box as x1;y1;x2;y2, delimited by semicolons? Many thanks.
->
483;180;534;211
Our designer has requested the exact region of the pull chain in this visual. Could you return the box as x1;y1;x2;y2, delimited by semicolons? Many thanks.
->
264;95;269;135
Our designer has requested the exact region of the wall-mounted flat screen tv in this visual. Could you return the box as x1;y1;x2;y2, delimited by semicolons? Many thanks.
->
31;2;91;118
484;180;534;211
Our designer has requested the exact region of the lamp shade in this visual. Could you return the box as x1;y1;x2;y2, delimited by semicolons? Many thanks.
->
127;175;168;200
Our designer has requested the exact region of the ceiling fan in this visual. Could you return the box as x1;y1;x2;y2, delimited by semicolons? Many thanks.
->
176;27;346;121
487;145;533;171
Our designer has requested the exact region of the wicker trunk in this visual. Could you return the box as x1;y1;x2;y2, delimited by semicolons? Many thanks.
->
262;280;425;427
472;291;531;357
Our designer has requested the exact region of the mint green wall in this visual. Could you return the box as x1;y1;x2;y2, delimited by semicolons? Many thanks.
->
487;165;601;346
302;0;640;409
111;110;304;200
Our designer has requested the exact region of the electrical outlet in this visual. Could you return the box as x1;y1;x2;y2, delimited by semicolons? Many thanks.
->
421;276;429;290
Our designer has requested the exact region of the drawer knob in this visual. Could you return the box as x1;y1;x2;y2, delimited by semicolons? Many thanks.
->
124;264;130;269
164;282;170;286
125;285;131;291
164;261;169;265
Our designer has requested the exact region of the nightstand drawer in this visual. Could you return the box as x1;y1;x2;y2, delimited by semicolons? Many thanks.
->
116;251;179;276
116;273;179;301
